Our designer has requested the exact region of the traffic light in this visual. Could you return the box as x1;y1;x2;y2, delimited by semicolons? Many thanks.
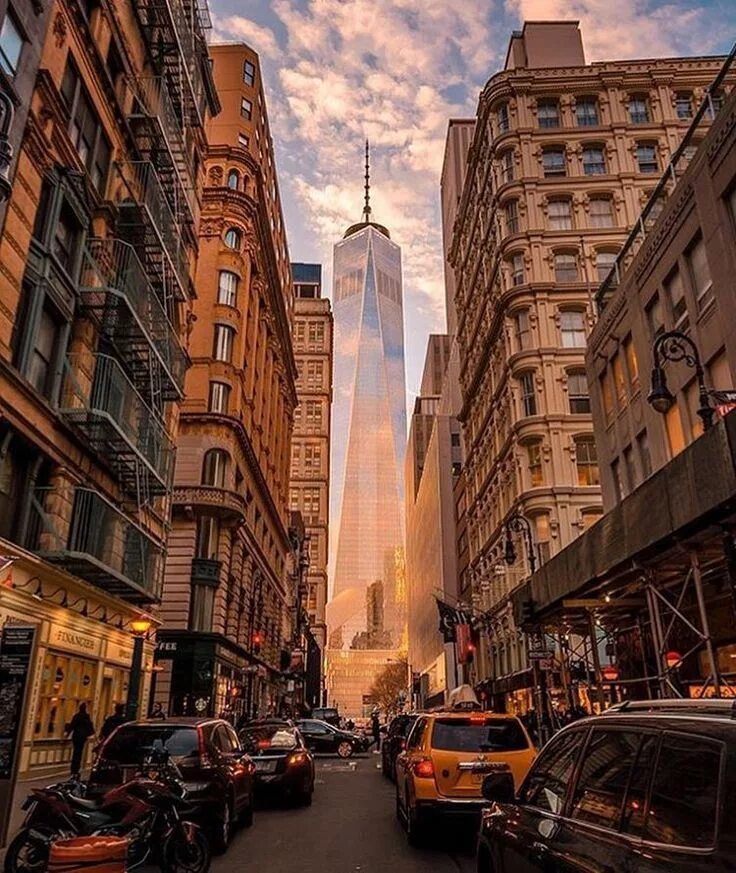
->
252;630;263;654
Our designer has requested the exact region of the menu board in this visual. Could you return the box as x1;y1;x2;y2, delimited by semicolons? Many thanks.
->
0;625;36;781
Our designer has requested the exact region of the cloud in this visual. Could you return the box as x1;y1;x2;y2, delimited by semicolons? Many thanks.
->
211;14;280;58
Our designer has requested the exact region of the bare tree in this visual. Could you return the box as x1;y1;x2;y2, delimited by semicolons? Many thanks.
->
369;659;408;716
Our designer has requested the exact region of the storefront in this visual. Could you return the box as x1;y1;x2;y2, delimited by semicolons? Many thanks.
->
0;546;155;782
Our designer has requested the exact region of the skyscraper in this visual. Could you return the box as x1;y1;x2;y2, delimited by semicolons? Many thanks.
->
327;145;407;714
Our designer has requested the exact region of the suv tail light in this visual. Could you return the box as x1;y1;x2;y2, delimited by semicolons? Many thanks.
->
413;758;434;779
196;725;213;768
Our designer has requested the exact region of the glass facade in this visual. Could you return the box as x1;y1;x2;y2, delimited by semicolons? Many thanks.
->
328;225;407;653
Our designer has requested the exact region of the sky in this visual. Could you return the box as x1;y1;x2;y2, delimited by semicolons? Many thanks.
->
209;0;735;408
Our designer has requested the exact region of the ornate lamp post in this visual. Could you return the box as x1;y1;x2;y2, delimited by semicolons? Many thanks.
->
504;512;537;575
647;330;714;430
126;616;152;721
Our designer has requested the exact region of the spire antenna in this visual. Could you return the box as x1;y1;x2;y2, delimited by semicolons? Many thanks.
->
363;139;371;221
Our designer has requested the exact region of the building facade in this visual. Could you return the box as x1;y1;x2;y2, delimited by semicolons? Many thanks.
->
153;42;299;722
290;262;333;706
451;20;727;709
0;0;216;789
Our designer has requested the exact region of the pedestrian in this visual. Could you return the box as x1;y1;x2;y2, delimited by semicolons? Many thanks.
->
346;718;355;731
371;709;381;753
65;703;95;776
149;701;166;719
100;703;127;741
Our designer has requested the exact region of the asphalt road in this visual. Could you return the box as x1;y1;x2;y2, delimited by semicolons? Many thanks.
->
212;754;477;873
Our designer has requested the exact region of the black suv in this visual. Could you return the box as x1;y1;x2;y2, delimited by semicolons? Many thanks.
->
296;719;370;757
381;713;418;781
89;718;255;854
477;700;736;873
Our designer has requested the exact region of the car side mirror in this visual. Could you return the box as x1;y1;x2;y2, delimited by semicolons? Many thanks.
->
481;770;515;804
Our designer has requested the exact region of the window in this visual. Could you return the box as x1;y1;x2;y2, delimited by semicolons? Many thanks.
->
521;729;585;813
582;509;602;529
629;96;650;124
548;199;572;230
243;60;256;86
500;150;514;184
208;381;230;413
589;196;614;228
537;100;560;128
636;144;658;174
240;97;253;119
596;250;617;282
624;336;639;393
28;306;63;398
527;440;544;486
611;459;624;501
576;97;599;127
560;310;586;347
665;268;688;331
554;253;579;283
34;651;96;741
238;133;249;149
513;309;531;350
305;400;322;432
213;324;235;362
646;293;664;339
519;372;537;417
202;449;228;487
612;352;627;407
601;371;614;423
0;11;23;76
307;322;325;349
505;199;519;234
675;92;693;119
687;236;713;311
568;371;590;413
61;62;111;193
542;147;566;177
195;516;220;560
190;584;215;632
217;270;238;307
582;146;606;175
570;730;641;830
637;431;652;479
224;227;241;250
497;103;509;133
510;253;525;287
53;202;83;278
665;404;686;457
536;512;552;564
575;437;599;486
624;444;637;489
227;169;239;190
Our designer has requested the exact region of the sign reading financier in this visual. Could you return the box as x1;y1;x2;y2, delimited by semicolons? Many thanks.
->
0;624;36;781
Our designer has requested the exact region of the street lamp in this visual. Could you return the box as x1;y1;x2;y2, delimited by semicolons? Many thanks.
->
126;616;152;721
504;512;537;575
647;330;714;430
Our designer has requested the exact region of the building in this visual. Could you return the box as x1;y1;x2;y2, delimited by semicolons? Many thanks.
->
0;0;217;798
326;145;407;717
290;261;333;707
511;57;736;710
153;42;298;722
451;20;728;711
405;336;464;707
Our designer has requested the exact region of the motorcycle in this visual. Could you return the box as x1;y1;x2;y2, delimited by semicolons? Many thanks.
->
4;744;210;873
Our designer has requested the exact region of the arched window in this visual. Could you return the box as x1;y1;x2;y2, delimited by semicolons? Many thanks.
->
574;436;599;486
500;150;514;184
548;198;572;230
227;169;240;190
217;270;239;307
542;146;566;177
512;308;531;351
202;449;228;488
505;199;520;234
567;370;591;414
518;371;537;417
496;102;510;133
559;309;586;347
212;324;235;362
224;227;242;250
582;145;606;176
537;98;560;129
636;143;658;174
525;438;544;486
554;252;579;283
596;250;618;282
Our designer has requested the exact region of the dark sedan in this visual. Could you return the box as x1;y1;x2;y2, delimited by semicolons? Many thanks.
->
296;718;371;758
239;721;315;805
89;718;255;854
381;713;418;781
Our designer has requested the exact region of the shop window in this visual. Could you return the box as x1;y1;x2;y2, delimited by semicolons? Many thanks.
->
560;309;586;347
582;146;606;176
34;652;96;740
202;449;228;488
576;97;599;127
568;371;591;414
589;196;614;228
548;199;572;230
575;436;599;486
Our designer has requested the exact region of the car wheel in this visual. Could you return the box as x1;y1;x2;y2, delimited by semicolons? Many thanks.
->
406;805;427;848
211;799;232;855
296;778;313;807
238;796;254;828
337;741;353;758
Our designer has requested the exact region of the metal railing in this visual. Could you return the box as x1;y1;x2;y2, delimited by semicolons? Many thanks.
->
80;238;187;398
59;353;175;491
169;0;207;123
596;43;736;312
31;486;164;602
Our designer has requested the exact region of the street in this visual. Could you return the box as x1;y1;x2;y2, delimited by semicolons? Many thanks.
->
213;756;476;873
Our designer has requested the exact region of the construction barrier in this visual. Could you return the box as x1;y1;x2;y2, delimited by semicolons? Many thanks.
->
48;835;128;873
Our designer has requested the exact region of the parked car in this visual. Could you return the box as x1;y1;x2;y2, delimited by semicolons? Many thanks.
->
309;707;341;727
89;718;255;854
382;714;418;781
395;710;535;846
239;720;315;806
477;699;736;873
296;718;371;757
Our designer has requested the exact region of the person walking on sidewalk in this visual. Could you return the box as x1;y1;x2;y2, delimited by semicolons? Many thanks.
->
100;703;127;741
65;703;95;776
371;710;381;754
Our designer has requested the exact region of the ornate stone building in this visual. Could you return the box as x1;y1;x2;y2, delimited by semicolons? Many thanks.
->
154;42;298;721
451;21;726;709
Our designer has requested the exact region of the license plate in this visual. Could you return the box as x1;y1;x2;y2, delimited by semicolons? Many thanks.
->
254;760;277;773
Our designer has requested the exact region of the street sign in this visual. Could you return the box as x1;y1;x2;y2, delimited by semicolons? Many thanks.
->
539;658;555;671
528;649;555;660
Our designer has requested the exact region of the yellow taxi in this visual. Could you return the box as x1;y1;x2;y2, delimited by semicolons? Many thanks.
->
395;709;536;845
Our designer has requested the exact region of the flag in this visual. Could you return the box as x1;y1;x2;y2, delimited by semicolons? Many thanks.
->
436;598;472;643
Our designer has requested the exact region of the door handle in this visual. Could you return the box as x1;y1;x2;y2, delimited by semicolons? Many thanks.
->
531;841;549;856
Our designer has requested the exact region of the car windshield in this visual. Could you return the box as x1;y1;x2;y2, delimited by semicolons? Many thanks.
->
101;726;199;763
431;718;529;752
241;725;298;752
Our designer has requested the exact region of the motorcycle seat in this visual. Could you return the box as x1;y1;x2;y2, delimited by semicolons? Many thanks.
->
68;796;102;810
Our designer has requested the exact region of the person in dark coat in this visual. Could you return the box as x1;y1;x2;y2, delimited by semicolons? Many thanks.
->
371;711;381;752
100;703;127;741
65;703;95;776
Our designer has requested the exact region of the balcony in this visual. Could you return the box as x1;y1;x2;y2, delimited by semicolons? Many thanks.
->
80;239;187;401
31;487;163;603
172;485;248;524
59;353;175;496
116;161;191;299
190;557;222;585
